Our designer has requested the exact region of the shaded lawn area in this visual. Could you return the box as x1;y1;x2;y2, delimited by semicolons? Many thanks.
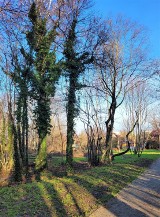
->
0;150;159;217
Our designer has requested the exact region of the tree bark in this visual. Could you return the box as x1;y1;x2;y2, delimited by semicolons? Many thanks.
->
112;119;138;160
66;75;76;167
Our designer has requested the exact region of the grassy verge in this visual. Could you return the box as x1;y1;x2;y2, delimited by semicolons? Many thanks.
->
0;149;159;217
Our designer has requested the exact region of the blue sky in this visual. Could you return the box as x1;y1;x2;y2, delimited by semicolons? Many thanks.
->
93;0;160;58
75;0;160;133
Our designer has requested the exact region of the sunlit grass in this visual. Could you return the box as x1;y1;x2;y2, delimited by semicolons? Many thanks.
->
0;149;159;216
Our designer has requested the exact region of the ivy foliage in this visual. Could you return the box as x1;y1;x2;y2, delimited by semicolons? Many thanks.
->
20;2;61;174
26;3;61;139
63;18;93;166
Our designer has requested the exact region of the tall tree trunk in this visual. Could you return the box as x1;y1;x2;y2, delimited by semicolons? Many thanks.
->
35;136;47;180
24;98;29;176
16;94;29;174
17;98;25;164
13;125;22;182
66;75;76;167
101;99;116;163
8;100;22;182
22;101;26;165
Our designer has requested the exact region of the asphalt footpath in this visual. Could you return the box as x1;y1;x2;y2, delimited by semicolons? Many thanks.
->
90;158;160;217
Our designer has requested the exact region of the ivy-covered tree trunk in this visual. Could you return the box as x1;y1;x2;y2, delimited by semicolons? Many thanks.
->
23;96;29;175
25;3;60;178
13;124;22;182
17;98;23;164
66;75;76;166
63;19;78;168
8;100;22;182
35;136;47;170
16;96;24;166
16;82;29;176
63;17;93;167
35;97;50;177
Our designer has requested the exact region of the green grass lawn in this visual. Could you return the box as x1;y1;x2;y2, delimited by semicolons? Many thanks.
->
0;149;159;217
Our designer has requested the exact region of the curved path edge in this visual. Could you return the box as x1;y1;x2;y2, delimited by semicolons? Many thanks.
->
90;158;160;217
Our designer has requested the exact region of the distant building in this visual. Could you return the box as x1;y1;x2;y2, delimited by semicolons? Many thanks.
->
146;129;160;149
150;129;160;138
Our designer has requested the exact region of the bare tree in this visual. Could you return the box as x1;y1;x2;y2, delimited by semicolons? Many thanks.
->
93;16;151;162
123;80;150;154
78;87;106;165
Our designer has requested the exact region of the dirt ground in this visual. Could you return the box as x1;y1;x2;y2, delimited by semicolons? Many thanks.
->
90;158;160;217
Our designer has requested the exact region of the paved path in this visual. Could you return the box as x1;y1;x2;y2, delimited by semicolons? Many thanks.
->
90;158;160;217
